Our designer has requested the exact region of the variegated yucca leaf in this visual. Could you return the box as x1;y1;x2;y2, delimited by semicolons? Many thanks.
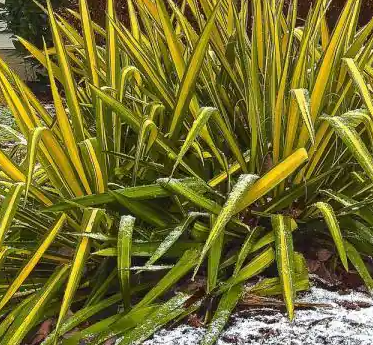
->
272;215;296;320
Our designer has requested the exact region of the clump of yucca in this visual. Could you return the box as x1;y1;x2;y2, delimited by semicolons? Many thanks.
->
0;0;373;344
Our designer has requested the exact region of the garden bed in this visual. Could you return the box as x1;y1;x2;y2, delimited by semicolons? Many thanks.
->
139;286;373;345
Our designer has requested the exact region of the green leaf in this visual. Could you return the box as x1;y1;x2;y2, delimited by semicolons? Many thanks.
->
118;215;135;308
25;126;46;199
118;294;191;345
202;284;243;345
168;1;221;138
321;116;373;183
219;247;275;293
55;209;103;337
291;89;315;146
171;107;216;175
272;215;296;321
135;248;200;310
343;58;373;117
41;293;123;344
233;227;264;276
313;202;348;271
89;305;158;344
145;213;203;266
345;240;373;291
1;265;69;345
110;190;169;227
0;214;67;313
0;182;24;247
207;218;224;292
46;0;85;142
237;149;308;213
194;174;258;277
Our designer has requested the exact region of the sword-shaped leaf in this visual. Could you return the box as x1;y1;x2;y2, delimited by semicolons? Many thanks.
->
119;293;190;345
1;265;69;345
272;214;296;321
0;213;66;313
292;89;315;146
236;148;308;213
93;241;202;258
233;227;264;276
110;191;168;227
43;40;91;195
0;294;33;339
118;215;135;308
345;240;373;291
194;174;258;277
219;247;275;293
169;1;221;138
343;58;373;117
46;0;85;141
135;248;200;310
0;182;24;247
42;293;123;344
207;219;224;292
313;202;348;271
55;209;103;336
81;305;157;344
25;126;46;199
145;212;203;266
322;116;373;182
202;284;243;345
171;107;216;176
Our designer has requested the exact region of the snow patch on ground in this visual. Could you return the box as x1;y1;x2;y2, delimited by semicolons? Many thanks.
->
143;287;373;345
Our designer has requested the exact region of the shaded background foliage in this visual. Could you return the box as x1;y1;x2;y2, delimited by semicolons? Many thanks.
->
0;0;73;52
2;0;373;56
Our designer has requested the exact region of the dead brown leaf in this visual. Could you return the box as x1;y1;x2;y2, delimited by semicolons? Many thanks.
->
30;319;53;345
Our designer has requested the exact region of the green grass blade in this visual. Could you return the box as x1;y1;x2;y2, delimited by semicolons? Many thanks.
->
343;58;373;117
171;107;216;176
110;191;169;227
237;149;308;213
42;293;123;345
207;221;224;292
145;213;201;266
233;227;264;276
46;0;85;142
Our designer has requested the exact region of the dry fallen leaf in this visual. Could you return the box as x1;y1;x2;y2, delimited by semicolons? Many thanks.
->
317;248;333;262
30;319;53;345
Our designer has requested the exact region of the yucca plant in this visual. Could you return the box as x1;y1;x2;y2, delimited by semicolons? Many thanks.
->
0;0;373;343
